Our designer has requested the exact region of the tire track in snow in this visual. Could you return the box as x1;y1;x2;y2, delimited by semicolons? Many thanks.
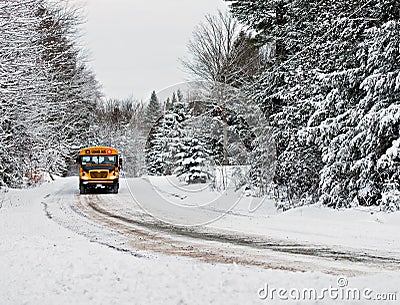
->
42;179;400;275
75;193;400;276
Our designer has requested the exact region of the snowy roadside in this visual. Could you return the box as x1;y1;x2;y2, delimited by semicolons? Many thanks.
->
0;178;399;305
129;176;400;255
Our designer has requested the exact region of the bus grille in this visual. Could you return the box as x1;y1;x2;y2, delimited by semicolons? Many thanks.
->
90;171;108;179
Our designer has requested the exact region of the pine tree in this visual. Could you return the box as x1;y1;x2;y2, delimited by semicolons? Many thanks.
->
225;0;400;209
175;137;209;184
177;89;184;103
145;92;190;175
145;90;162;126
171;92;177;105
318;18;400;208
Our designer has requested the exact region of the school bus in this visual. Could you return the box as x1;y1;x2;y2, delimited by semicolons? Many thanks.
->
76;146;122;194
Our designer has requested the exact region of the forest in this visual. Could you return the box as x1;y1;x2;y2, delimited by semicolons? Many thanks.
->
223;0;400;211
1;0;399;212
0;0;100;186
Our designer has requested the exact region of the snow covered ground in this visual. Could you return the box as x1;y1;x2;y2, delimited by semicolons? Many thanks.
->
1;176;399;304
134;175;400;254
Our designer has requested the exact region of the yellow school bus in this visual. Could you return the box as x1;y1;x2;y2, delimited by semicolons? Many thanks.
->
76;146;122;194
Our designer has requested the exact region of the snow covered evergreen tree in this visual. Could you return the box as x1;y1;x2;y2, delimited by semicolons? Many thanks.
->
175;137;210;184
145;92;190;176
225;0;400;209
144;91;162;126
317;18;400;208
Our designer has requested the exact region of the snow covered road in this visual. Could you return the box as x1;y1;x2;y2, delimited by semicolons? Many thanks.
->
1;177;400;304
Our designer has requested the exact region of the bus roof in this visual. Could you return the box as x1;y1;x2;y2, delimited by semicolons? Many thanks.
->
78;146;119;156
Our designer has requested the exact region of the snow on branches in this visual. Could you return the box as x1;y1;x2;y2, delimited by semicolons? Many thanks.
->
0;0;100;187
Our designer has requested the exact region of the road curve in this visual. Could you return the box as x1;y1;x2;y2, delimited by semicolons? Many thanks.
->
43;177;400;276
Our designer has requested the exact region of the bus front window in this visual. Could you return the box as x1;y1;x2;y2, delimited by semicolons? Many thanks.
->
104;156;116;164
81;156;91;165
81;155;117;165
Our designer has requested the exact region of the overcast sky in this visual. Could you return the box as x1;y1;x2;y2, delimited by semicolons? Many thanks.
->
70;0;228;101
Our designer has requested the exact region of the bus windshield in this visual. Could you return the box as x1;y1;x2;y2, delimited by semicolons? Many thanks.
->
81;155;117;165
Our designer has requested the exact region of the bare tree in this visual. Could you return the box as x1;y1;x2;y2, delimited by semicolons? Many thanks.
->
181;10;263;88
